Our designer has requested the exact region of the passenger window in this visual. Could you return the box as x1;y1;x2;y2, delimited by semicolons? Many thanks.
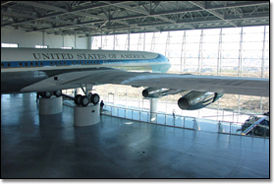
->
30;62;33;66
55;62;57;65
1;63;4;68
19;63;22;67
40;62;43;66
25;63;28;66
7;63;11;67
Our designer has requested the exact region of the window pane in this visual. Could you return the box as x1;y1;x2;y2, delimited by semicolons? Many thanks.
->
1;43;18;48
221;59;238;67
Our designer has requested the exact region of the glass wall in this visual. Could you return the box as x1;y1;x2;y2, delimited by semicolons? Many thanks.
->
91;26;269;115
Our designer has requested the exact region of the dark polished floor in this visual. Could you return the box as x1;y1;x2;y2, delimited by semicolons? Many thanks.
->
1;93;269;178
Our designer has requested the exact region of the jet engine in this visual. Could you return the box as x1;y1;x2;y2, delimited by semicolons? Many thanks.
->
142;87;170;98
178;91;223;110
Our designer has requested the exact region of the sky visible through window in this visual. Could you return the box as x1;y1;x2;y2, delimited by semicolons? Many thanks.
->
92;26;269;78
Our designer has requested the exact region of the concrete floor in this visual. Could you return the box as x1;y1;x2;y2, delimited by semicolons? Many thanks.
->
1;93;269;178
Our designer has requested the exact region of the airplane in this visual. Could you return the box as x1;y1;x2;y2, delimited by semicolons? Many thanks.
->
1;47;269;110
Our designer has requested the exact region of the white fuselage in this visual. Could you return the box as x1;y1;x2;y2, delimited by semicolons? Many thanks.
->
1;48;171;93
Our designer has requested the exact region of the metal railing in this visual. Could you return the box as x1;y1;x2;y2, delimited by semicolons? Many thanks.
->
102;104;269;139
102;104;197;130
62;99;269;139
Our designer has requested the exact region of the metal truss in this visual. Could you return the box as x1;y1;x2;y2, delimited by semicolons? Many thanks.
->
1;1;269;37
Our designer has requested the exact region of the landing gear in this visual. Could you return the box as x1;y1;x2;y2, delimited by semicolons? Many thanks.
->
90;93;100;105
73;84;100;107
80;96;90;107
40;91;52;98
74;95;82;105
38;90;62;98
74;94;100;107
54;90;62;97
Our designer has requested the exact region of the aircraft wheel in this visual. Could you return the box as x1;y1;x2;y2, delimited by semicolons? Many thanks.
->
41;91;52;98
74;95;82;105
54;90;62;97
87;93;92;99
80;96;89;107
91;93;100;105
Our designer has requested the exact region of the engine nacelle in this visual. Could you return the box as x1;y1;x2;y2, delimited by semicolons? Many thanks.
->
142;87;170;98
178;91;223;110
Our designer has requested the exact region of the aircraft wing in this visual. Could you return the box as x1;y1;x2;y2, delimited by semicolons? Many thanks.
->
21;68;269;97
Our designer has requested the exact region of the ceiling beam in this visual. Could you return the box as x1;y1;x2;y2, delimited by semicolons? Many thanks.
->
103;1;150;16
104;1;176;24
1;1;129;27
205;1;269;10
13;1;67;12
189;1;237;27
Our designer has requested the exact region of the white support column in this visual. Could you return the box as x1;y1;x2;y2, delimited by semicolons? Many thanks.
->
39;97;63;115
74;104;100;127
150;98;158;123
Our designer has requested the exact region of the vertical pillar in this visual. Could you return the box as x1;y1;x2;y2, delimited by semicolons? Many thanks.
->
62;33;64;48
150;98;158;123
137;33;141;50
74;32;77;49
113;34;115;50
88;36;92;49
260;26;267;113
198;30;204;75
101;30;103;49
261;26;266;79
127;31;130;51
238;27;244;77
180;31;186;74
237;28;244;113
151;32;155;51
143;33;146;51
103;35;107;49
42;31;45;46
165;31;170;57
217;28;223;76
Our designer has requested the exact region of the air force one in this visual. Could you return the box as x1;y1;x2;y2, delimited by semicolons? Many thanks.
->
1;48;269;110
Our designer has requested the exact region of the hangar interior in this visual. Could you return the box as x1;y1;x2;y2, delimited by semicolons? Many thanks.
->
1;1;269;178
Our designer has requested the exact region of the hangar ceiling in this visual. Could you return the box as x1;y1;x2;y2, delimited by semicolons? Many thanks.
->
1;1;270;37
